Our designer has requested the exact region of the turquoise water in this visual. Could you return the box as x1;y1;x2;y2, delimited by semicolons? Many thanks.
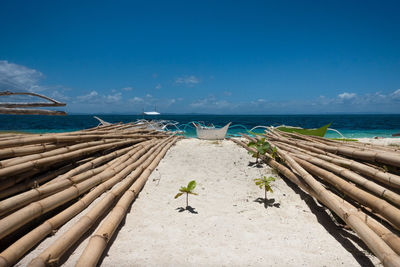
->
0;114;399;139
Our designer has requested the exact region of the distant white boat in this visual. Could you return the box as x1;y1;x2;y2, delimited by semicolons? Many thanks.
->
142;106;160;116
193;122;231;140
143;111;160;115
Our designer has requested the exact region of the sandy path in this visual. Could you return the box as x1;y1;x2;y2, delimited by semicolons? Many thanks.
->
15;138;380;266
100;139;379;266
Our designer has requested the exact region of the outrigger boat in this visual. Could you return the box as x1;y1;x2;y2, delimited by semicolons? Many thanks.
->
193;122;231;140
249;123;336;137
276;123;332;137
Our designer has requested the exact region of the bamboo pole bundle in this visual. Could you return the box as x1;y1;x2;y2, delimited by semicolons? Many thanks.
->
288;155;400;230
26;137;178;267
0;143;67;160
269;144;400;266
265;136;400;228
266;130;400;177
0;141;156;216
0;138;165;239
61;128;157;136
0;161;87;200
232;138;400;257
273;140;400;190
234;136;400;265
299;132;400;153
0;133;164;149
272;143;400;207
0;137;176;267
0;138;146;178
41;141;149;186
0;154;99;193
273;134;400;168
75;137;178;267
264;132;344;159
0;139;121;168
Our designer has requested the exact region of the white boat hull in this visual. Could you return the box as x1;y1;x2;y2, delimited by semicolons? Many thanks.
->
195;122;231;140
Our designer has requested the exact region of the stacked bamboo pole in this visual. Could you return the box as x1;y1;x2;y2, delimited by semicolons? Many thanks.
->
234;130;400;267
0;122;180;266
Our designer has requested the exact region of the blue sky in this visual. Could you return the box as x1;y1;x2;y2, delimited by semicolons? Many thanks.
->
0;0;399;114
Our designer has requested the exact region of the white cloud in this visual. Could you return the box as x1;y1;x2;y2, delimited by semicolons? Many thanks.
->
50;90;71;102
390;89;400;100
76;91;122;104
76;91;99;102
338;92;356;100
175;75;200;86
122;87;132;91
155;83;162;89
0;60;44;92
106;92;122;102
129;96;144;103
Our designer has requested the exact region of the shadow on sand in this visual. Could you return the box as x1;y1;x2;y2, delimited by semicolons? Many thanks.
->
281;177;375;267
248;161;264;168
254;197;281;209
176;206;198;214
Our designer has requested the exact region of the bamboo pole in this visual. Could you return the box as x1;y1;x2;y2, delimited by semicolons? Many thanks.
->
0;143;66;160
274;140;400;190
0;139;146;178
0;141;156;216
273;144;400;207
289;155;400;230
26;137;178;267
0;161;84;200
0;138;161;239
0;139;121;169
232;138;400;257
0;107;66;116
0;134;164;149
0;138;175;267
266;138;400;229
274;134;400;168
75;138;178;267
40;141;149;186
271;144;400;266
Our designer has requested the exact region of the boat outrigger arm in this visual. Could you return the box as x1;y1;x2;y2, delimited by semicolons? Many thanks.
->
0;91;67;115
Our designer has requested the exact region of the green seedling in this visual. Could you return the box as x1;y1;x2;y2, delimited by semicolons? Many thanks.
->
175;180;198;207
247;138;270;163
254;176;275;201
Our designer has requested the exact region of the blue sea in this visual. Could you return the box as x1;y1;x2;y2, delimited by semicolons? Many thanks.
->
0;114;400;139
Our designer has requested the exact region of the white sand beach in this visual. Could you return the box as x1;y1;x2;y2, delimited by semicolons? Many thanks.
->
16;138;381;266
357;137;400;146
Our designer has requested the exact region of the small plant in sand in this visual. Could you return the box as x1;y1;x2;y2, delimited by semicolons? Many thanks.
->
175;180;198;207
247;138;270;163
254;176;275;201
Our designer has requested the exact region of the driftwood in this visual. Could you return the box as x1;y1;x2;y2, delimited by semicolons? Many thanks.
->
0;91;66;115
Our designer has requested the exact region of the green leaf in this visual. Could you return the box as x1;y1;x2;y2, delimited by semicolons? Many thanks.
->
247;141;256;147
187;180;196;191
179;186;188;193
189;192;198;195
174;192;184;199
